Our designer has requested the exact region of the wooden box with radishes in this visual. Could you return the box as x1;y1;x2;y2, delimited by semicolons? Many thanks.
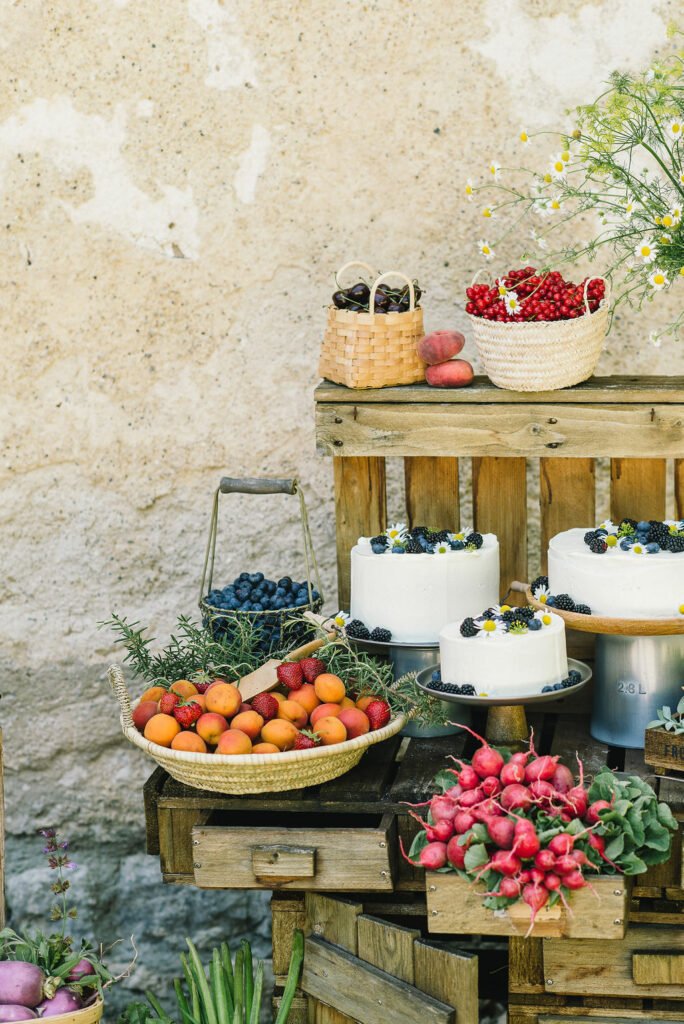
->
404;724;677;938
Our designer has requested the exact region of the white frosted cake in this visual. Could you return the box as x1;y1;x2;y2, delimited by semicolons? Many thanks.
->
349;525;499;643
439;608;570;697
548;520;684;619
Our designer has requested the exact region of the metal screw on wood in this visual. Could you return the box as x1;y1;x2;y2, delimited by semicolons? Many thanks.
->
193;839;199;845
614;918;622;925
613;889;622;896
194;863;202;869
333;439;343;447
431;910;437;916
546;979;553;986
334;417;342;424
379;841;386;848
548;417;558;424
429;885;436;892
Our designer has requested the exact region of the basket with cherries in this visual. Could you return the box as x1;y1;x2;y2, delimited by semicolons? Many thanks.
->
466;267;606;324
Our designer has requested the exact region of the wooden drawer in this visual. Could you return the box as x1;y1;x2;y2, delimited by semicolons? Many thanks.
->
192;810;397;890
543;925;684;999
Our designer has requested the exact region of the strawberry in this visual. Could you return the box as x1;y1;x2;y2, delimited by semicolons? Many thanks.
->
294;729;321;750
174;701;203;729
189;670;213;694
159;692;180;715
300;657;326;683
366;699;391;731
276;662;304;691
251;693;279;722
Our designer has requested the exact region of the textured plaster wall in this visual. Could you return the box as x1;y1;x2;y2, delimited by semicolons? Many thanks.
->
1;0;682;1011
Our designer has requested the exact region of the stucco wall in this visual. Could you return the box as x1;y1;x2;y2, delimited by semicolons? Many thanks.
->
1;0;682;1011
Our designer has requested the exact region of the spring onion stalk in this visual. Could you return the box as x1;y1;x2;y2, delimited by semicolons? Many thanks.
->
180;953;201;1024
232;950;243;1024
145;992;172;1023
210;949;230;1024
220;942;234;1002
248;963;263;1024
186;940;219;1024
275;930;304;1024
241;940;253;1023
174;977;198;1024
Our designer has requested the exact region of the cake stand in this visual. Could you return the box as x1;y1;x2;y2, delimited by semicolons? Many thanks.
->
350;636;466;737
513;582;684;749
415;659;592;748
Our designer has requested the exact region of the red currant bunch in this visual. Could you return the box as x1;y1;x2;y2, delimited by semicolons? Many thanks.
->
465;268;605;324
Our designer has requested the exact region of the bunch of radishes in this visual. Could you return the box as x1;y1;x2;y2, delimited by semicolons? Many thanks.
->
402;725;629;935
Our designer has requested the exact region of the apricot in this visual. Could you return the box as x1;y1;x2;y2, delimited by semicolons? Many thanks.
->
133;700;161;732
425;359;474;388
356;695;374;712
231;710;265;740
171;731;208;753
310;702;343;727
261;719;298;751
417;329;465;366
238;702;253;714
278;700;308;729
340;697;355;710
144;713;181;747
169;679;199;698
338;707;370;739
205;682;242;718
315;716;348;746
140;685;166;704
252;742;280;754
188;694;207;712
290;683;320;717
216;729;252;755
196;712;229;745
270;691;286;705
314;673;346;704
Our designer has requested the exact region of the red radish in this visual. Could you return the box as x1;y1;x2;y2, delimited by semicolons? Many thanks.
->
525;755;559;783
458;787;484;808
548;833;573;857
445;784;463;799
490;850;522;876
544;872;562;891
486;817;516;849
529;868;545;884
481;776;502;797
553;855;578;875
429;818;454;842
419;842;448;869
472;798;504;822
529;779;556;803
586;800;611;825
454;764;481;790
510;751;530;766
453;724;505;779
499;877;521;898
446;835;468;869
453;811;476;834
430;795;458;822
551;762;574;794
588;832;620;870
522;883;549;935
519;870;531;884
570;848;597;870
501;761;526;786
565;787;588;817
501;784;533;811
563;869;587;890
534;849;556;871
513;827;540;859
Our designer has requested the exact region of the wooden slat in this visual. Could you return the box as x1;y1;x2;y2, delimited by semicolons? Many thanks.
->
540;458;595;573
317;404;684;458
509;937;545;994
306;1003;357;1024
305;893;363;954
158;806;210;877
472;457;527;601
318;734;402;804
333;456;386;609
143;766;167;857
390;734;467;804
677;459;684;519
356;915;419;984
271;895;306;977
610;458;667;522
301;937;455;1024
404;457;459;530
272;993;308;1024
413;940;479;1024
315;377;684;404
633;953;684;986
252;845;315;881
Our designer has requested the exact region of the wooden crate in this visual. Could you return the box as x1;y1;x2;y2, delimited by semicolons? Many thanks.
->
426;873;630;939
645;728;684;776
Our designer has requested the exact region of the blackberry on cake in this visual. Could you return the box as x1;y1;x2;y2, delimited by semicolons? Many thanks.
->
460;617;479;637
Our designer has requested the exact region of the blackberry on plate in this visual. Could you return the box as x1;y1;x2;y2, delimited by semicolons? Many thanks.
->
346;619;371;640
589;538;608;553
561;677;574;688
430;680;445;691
425;531;440;545
574;604;592;615
554;594;576;612
568;669;581;683
442;683;462;694
459;684;476;695
465;532;484;549
460;617;479;637
369;626;392;642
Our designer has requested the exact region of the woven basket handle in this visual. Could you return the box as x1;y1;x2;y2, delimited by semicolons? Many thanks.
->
334;261;378;289
582;276;610;315
109;664;134;731
470;269;493;287
369;271;416;312
220;477;296;495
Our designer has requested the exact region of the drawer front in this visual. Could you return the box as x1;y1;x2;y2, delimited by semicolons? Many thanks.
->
192;815;396;890
544;925;684;999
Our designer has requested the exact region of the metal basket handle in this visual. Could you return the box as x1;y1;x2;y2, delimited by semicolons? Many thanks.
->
199;477;324;608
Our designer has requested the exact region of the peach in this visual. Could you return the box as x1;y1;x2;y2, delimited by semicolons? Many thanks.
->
270;691;286;705
290;683;320;717
169;679;199;698
314;673;346;704
252;742;280;754
356;695;374;712
140;685;166;704
205;682;242;719
315;716;347;746
216;729;252;755
278;700;308;729
338;707;370;739
196;712;229;745
310;702;342;728
231;710;265;740
133;700;160;732
339;697;355;710
261;719;298;751
171;731;207;753
417;329;465;366
188;694;207;712
238;702;253;714
144;713;181;747
425;359;474;388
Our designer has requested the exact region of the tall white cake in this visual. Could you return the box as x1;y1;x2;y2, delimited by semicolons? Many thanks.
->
350;532;499;643
548;526;684;619
439;610;569;697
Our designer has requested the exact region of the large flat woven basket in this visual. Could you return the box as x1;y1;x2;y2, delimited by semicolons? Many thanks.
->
109;665;406;795
319;264;425;389
469;276;609;392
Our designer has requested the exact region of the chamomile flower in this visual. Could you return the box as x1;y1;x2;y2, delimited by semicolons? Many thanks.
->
495;278;507;296
659;233;672;245
649;268;669;290
519;129;529;144
529;228;548;251
635;239;657;263
549;154;567;178
385;522;407;544
672;206;682;224
649;330;662;348
452;526;472;542
631;542;646;555
488;160;501;181
560;150;571;163
598;519;618;535
660;212;675;229
623;197;635;218
482;206;495;219
433;541;450;554
465;178;474;201
666;118;683;140
680;171;684;187
478;239;495;260
504;290;521;315
533;583;551;604
332;610;350;628
478;617;507;637
534;609;554;626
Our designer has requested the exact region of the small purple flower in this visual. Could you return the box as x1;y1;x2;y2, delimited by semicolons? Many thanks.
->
39;828;56;839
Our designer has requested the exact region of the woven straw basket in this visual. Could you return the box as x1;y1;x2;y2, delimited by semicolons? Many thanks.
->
110;665;406;795
319;261;426;389
469;275;610;392
43;1000;103;1024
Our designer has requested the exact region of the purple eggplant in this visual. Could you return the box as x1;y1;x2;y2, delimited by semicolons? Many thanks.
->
0;1006;37;1022
0;965;45;1009
65;963;94;985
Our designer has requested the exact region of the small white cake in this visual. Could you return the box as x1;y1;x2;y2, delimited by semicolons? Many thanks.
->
548;525;684;619
439;610;569;697
350;531;499;643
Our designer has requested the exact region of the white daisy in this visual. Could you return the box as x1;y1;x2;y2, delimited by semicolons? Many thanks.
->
519;129;529;144
495;278;508;296
631;543;646;555
623;197;635;218
478;617;507;637
385;522;408;543
635;239;657;263
333;610;350;628
649;330;662;348
660;212;675;229
452;526;472;542
433;541;450;554
560;149;571;163
482;206;495;219
478;239;495;260
532;583;551;603
488;604;511;616
672;206;682;224
680;171;684;187
549;154;567;179
534;609;555;627
488;160;501;181
666;118;683;141
598;519;619;535
649;268;669;290
549;196;563;213
504;290;522;315
534;198;553;219
529;228;548;251
465;178;474;202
